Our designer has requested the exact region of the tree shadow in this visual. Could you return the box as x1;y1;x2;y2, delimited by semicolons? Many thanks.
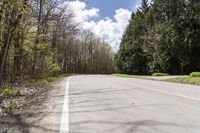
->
70;119;183;133
0;83;65;133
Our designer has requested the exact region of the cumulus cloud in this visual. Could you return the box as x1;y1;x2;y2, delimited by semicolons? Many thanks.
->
69;0;132;51
69;0;99;23
92;9;131;50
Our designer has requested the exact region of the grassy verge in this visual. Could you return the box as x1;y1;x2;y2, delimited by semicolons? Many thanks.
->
165;77;200;86
24;73;74;87
152;73;169;76
0;73;74;116
111;74;146;78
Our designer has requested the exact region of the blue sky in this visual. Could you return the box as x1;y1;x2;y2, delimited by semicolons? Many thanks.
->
86;0;142;21
69;0;142;50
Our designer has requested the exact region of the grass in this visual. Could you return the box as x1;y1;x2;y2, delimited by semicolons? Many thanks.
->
152;73;169;76
111;74;146;78
165;77;200;86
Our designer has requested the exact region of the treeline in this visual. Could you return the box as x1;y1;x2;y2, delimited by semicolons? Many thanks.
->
0;0;115;83
116;0;200;75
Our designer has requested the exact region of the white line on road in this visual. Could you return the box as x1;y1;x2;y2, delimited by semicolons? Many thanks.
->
60;77;70;133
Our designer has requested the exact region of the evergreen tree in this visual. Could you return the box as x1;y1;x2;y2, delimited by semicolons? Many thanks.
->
116;0;200;74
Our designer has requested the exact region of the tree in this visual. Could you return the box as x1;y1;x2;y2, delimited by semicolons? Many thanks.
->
116;0;200;75
0;0;28;82
0;0;116;86
116;0;150;74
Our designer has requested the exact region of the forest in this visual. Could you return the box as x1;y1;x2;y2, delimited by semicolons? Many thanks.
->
116;0;200;75
1;0;200;85
0;0;115;84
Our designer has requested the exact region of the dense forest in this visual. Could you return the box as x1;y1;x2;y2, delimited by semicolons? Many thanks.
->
0;0;115;83
116;0;200;75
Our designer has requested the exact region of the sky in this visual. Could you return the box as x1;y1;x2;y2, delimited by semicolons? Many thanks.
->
68;0;142;50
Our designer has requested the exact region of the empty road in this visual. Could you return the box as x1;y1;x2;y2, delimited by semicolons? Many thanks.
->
1;75;200;133
69;75;200;133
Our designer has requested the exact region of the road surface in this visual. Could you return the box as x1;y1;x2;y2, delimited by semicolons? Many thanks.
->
1;75;200;133
69;75;200;133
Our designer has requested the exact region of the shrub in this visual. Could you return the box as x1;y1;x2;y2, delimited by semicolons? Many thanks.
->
26;79;49;87
152;73;170;76
46;77;56;82
48;63;62;76
38;79;49;84
190;72;200;77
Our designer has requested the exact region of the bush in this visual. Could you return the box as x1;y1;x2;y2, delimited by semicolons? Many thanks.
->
48;63;62;76
152;73;170;76
190;72;200;77
38;79;49;84
26;79;49;87
46;77;56;82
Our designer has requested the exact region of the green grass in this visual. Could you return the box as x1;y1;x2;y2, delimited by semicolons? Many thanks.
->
152;73;170;76
111;74;146;78
165;77;200;86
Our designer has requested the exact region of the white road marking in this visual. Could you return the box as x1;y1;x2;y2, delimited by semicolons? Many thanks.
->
134;84;200;101
60;77;70;133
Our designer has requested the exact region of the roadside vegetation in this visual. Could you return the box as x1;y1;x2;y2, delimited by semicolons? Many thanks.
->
152;73;170;76
0;74;73;115
165;72;200;86
0;0;115;84
111;74;146;78
190;72;200;77
115;0;200;75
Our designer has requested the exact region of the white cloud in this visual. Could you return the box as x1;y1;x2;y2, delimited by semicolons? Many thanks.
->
69;0;99;22
69;1;132;51
92;9;131;50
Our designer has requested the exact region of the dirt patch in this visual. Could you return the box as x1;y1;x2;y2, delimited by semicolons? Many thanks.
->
0;83;49;116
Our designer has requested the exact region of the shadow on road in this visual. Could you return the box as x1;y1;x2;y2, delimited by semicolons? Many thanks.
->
69;82;186;133
70;120;181;133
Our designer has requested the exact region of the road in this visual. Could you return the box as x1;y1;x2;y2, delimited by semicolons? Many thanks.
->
1;75;200;133
69;75;200;133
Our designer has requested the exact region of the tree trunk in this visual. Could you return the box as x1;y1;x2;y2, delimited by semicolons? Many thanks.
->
0;33;13;83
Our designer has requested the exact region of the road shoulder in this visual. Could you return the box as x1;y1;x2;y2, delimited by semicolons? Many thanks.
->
0;77;68;133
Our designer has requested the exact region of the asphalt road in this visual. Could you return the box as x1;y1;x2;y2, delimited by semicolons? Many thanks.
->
69;75;200;133
1;75;200;133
